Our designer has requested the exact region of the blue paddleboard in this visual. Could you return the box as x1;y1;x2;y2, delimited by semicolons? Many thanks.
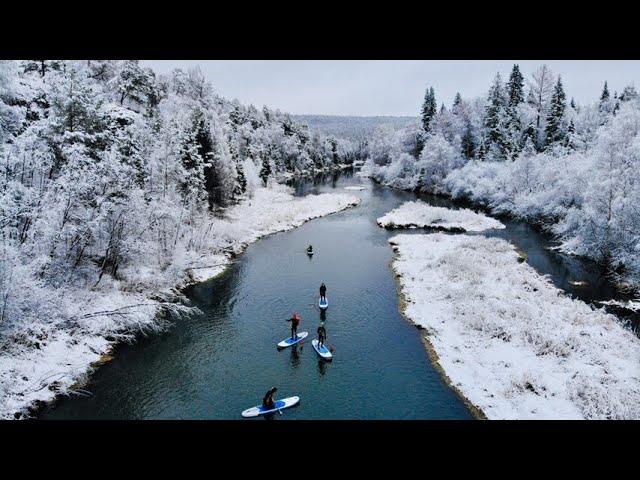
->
277;331;308;348
312;339;333;361
242;396;300;417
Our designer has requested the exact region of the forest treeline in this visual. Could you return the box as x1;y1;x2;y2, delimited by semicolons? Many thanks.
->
365;64;640;286
0;60;359;332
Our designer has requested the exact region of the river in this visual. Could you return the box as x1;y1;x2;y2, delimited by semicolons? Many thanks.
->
41;169;637;419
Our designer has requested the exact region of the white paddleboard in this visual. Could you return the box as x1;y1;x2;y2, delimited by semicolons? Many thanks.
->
319;298;328;309
312;339;333;361
241;396;300;418
277;331;308;348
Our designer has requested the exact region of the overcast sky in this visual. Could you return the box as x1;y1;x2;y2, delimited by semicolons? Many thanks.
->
143;61;640;117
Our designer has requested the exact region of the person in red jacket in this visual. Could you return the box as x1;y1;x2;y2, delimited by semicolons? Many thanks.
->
286;313;301;340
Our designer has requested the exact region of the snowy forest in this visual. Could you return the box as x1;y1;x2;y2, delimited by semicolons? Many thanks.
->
363;64;640;288
0;60;359;376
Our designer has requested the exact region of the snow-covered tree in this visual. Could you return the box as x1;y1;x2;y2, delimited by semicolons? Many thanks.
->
544;76;567;149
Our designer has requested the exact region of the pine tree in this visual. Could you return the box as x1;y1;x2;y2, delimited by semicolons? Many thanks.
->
613;92;620;114
259;157;272;186
234;160;247;197
566;120;577;150
180;109;213;207
507;64;525;107
115;60;156;109
544;76;567;148
483;73;509;160
420;87;437;133
570;97;577;111
461;120;475;159
521;123;537;151
505;65;525;160
620;85;638;102
330;138;339;164
600;81;610;103
229;104;245;129
453;92;463;109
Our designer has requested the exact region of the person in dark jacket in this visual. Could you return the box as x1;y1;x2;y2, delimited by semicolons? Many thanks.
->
319;283;327;302
262;386;277;409
286;313;301;340
317;322;327;348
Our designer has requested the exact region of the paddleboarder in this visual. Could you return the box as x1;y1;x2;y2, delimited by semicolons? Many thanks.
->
319;282;327;302
262;386;277;409
317;321;327;348
307;244;313;254
286;313;301;340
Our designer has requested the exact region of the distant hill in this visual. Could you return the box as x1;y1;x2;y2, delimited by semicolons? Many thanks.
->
293;115;418;141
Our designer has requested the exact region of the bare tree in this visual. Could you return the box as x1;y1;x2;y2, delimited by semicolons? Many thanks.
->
527;65;555;146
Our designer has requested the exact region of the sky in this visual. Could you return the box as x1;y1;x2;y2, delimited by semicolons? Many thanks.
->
143;60;640;117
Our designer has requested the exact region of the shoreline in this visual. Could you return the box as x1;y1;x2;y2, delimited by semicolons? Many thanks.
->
367;175;640;309
390;256;488;420
4;187;361;420
387;233;640;419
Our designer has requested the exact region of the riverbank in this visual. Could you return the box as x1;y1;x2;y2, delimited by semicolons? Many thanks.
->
377;201;505;232
389;233;640;419
0;185;360;419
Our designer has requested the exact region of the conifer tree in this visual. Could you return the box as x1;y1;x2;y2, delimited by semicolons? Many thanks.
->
483;73;509;160
507;64;525;107
461;120;475;159
620;85;638;102
234;160;247;197
453;92;463;109
613;92;620;115
544;76;567;148
600;81;610;103
420;87;437;133
259;157;272;186
566;119;577;150
570;97;577;111
504;65;525;160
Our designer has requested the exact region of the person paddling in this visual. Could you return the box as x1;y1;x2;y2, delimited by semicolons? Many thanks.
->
317;321;327;348
286;313;301;340
319;283;327;302
262;386;277;409
307;245;313;254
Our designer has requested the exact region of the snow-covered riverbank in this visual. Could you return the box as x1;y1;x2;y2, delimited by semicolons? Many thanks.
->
377;201;504;232
389;233;640;419
0;186;359;419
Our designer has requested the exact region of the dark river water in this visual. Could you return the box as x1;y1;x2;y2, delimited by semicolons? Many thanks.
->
41;169;636;420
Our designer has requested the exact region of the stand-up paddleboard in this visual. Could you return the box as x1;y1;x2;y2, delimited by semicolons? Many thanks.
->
241;396;300;418
277;331;308;349
307;250;313;256
319;298;328;309
312;339;333;361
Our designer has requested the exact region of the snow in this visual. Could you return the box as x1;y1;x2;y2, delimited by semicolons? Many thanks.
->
0;186;359;419
377;201;505;232
389;233;640;419
344;185;366;191
597;299;640;313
